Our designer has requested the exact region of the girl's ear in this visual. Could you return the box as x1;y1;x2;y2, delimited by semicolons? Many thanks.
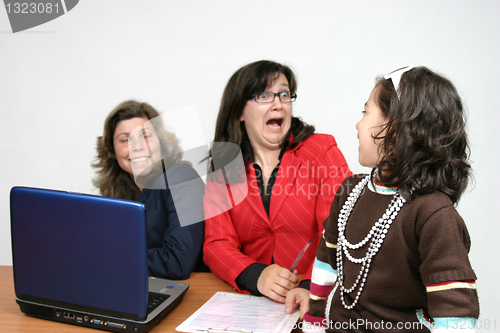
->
239;114;244;122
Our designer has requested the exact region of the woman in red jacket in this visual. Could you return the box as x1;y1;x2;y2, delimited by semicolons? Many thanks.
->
203;60;351;316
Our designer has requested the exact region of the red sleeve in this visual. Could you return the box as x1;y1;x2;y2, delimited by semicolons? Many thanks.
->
203;178;254;292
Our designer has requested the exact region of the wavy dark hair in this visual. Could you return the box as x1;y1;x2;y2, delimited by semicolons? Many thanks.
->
208;60;315;180
373;66;471;204
92;100;183;200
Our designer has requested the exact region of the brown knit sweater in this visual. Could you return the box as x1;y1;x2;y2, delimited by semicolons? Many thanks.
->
304;174;479;333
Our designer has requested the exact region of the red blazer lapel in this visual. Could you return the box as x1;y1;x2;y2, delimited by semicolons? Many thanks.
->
269;146;302;223
244;162;270;223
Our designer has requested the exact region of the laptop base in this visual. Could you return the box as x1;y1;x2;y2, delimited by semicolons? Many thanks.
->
17;291;186;333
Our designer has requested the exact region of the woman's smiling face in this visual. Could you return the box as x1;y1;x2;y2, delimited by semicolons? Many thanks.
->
113;116;161;178
240;73;293;152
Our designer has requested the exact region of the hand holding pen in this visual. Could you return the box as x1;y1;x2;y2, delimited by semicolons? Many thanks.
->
257;239;312;303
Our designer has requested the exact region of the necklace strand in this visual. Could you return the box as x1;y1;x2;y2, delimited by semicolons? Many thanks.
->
336;175;405;310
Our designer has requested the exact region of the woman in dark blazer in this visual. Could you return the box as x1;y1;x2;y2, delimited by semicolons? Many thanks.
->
93;100;204;279
204;60;351;317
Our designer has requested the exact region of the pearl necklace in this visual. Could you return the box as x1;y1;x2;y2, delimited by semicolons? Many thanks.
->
336;175;405;310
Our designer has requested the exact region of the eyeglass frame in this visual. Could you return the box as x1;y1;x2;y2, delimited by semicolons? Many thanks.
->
249;91;297;103
384;65;414;99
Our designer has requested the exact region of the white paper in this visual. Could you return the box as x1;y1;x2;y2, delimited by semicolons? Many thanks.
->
176;292;300;333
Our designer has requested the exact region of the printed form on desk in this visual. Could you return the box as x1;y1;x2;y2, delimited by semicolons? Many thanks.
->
176;292;300;333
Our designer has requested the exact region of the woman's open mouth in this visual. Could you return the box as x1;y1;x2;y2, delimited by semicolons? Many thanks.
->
266;118;283;131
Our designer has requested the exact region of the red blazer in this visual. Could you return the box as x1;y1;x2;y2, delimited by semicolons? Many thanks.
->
203;134;351;292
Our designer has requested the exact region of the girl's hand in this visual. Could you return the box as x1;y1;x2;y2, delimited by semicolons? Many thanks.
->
285;287;310;319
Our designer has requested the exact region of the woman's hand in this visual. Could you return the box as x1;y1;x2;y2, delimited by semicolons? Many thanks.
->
285;287;310;319
257;264;298;303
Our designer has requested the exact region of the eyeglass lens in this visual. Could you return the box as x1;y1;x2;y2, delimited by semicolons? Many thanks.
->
253;91;296;103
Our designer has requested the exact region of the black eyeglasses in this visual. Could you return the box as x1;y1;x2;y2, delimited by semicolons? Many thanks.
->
250;91;297;103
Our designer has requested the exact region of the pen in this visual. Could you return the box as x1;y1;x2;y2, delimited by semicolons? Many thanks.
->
289;240;312;272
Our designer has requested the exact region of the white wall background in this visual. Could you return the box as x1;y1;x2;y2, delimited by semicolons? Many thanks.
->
1;0;498;329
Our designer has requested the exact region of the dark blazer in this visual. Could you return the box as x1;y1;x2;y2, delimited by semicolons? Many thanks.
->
137;163;204;280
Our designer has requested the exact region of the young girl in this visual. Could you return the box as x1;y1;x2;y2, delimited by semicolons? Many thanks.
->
303;66;479;332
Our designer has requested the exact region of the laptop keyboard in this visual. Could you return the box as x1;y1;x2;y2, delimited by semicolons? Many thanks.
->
147;292;170;314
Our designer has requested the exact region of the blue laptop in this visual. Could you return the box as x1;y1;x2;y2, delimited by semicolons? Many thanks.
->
10;186;189;333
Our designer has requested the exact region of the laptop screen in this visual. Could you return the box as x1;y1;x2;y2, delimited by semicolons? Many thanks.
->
10;187;149;320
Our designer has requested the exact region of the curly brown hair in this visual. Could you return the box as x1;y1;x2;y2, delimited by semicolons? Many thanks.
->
92;100;183;200
374;66;471;204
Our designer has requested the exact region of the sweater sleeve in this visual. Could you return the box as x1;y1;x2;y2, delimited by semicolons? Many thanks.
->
416;200;479;331
303;191;344;333
302;235;338;333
